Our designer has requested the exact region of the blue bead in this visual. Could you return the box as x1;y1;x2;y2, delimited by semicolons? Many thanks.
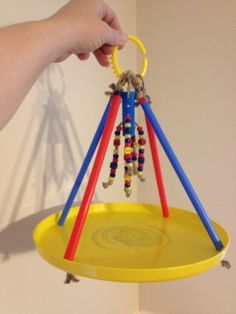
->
113;154;119;159
139;149;144;153
110;173;116;178
125;158;132;163
138;167;143;172
138;130;144;135
115;131;120;135
110;162;118;169
125;183;131;188
138;157;145;163
125;138;131;143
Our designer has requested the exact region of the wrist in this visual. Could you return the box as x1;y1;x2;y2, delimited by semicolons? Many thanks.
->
31;17;73;63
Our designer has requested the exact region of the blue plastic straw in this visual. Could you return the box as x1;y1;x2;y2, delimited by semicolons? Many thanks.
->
141;101;223;250
122;91;135;137
58;100;111;225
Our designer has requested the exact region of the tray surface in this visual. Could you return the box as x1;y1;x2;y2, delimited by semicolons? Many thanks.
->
33;203;229;282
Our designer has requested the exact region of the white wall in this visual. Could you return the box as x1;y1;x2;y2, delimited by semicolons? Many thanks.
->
137;1;236;313
0;1;139;313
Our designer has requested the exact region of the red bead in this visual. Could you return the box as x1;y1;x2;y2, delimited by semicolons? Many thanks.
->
138;163;144;167
139;153;144;158
125;114;131;121
112;158;118;163
125;179;131;184
125;154;132;159
138;97;148;104
110;168;116;174
114;139;120;146
117;125;122;131
137;126;143;131
138;139;146;145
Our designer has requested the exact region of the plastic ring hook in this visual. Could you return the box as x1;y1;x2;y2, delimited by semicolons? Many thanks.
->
111;34;148;78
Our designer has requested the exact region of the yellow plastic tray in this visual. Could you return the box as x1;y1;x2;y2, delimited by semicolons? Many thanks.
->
33;203;229;282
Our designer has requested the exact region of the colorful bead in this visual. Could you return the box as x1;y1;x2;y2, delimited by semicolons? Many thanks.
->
124;122;132;128
125;114;131;121
138;138;146;145
124;147;132;154
110;162;118;169
138;97;149;105
114;139;120;146
125;134;131;139
138;157;145;163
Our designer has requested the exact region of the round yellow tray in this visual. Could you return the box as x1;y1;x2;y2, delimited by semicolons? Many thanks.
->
33;203;229;282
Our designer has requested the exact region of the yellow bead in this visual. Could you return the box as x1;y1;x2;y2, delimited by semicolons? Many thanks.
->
124;175;131;180
125;123;131;128
125;187;131;192
125;162;132;166
125;147;132;154
125;134;131;139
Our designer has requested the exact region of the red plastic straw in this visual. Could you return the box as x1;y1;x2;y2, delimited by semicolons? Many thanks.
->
145;116;169;217
64;95;121;260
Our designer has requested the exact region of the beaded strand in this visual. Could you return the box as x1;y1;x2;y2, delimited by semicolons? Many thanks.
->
102;120;146;195
137;125;146;181
131;135;138;175
123;114;133;197
102;124;122;188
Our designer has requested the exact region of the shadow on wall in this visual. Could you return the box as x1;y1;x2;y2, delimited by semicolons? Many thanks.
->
0;64;100;257
0;204;65;262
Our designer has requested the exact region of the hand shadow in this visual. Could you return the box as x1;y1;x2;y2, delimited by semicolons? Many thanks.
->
0;64;100;260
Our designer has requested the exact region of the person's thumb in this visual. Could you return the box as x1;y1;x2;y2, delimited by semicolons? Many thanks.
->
104;25;128;47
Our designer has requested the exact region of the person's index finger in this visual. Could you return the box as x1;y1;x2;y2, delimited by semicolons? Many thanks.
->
101;44;114;55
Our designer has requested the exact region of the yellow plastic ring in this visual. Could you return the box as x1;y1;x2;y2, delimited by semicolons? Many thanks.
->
111;34;148;77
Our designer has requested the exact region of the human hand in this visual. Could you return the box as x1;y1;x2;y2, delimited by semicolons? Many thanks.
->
50;0;128;66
